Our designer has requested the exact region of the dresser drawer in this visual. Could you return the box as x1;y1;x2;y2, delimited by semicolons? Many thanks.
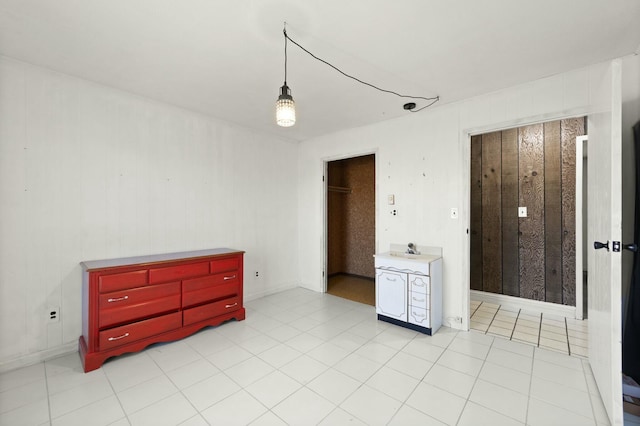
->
99;311;182;351
99;282;181;328
99;270;148;293
148;262;209;284
182;274;239;308
409;292;430;309
408;306;430;327
183;296;241;326
408;275;430;295
210;257;240;274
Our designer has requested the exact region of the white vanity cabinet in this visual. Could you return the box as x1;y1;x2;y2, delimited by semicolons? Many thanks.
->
374;247;442;335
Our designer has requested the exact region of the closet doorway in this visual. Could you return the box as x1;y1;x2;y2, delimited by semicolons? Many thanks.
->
325;154;376;305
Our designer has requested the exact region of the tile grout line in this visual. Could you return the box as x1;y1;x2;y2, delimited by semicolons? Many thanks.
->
452;331;491;426
565;317;572;356
44;361;53;425
483;304;501;335
509;308;521;341
536;313;542;348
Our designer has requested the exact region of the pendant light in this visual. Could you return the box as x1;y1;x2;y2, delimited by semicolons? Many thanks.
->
276;26;296;127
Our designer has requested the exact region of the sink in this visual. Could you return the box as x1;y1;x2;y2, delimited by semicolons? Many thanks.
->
375;244;442;275
374;251;439;275
389;252;424;259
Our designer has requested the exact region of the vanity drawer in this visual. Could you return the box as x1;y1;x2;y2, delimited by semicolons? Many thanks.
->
183;296;241;326
409;292;430;309
98;282;181;328
99;270;148;293
210;257;240;274
99;311;182;351
408;306;430;327
409;275;430;295
148;262;209;284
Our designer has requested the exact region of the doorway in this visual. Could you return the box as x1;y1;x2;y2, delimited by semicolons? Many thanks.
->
469;118;586;308
325;154;376;305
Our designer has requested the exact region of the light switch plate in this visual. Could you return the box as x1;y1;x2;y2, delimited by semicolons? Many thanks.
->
518;207;527;217
388;194;395;205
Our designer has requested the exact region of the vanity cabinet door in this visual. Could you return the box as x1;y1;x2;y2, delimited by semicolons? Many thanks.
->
375;270;408;321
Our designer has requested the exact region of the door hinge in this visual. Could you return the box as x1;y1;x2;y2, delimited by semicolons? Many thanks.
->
613;241;621;252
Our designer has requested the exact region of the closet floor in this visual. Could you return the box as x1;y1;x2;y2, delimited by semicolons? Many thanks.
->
327;274;375;306
470;300;588;357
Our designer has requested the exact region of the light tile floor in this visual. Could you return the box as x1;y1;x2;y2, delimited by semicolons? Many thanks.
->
470;300;589;357
0;289;618;425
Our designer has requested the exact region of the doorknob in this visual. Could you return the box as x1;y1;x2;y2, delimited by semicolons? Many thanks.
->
594;241;609;251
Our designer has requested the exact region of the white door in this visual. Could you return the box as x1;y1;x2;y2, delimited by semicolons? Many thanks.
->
588;60;623;424
375;270;407;321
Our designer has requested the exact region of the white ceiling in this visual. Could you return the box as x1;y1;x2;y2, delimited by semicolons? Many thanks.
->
1;0;639;142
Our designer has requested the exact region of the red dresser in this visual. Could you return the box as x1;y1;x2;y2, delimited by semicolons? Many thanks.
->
79;248;245;372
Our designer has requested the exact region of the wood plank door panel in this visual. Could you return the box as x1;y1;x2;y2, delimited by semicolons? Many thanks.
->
544;120;563;304
481;132;502;294
501;128;519;297
470;135;483;291
519;124;545;301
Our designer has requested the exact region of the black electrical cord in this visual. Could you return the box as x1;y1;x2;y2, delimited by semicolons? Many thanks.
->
283;28;439;112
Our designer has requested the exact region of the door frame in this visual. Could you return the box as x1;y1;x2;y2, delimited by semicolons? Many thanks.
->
322;150;378;293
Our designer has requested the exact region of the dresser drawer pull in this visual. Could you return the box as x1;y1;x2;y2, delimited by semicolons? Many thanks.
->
107;296;129;303
412;297;425;302
412;311;426;318
225;302;238;309
413;282;425;287
223;275;237;281
107;332;130;341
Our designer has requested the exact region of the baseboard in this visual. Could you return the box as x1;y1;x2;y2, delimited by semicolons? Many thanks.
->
470;290;577;318
245;282;299;302
0;342;77;374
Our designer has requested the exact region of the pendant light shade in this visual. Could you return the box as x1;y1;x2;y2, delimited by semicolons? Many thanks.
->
276;25;296;127
276;83;296;127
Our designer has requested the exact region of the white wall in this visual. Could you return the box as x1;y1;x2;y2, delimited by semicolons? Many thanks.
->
298;59;625;330
0;56;299;370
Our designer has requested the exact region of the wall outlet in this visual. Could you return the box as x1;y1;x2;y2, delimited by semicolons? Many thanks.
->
48;306;60;323
390;209;397;216
255;271;259;277
518;206;527;217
